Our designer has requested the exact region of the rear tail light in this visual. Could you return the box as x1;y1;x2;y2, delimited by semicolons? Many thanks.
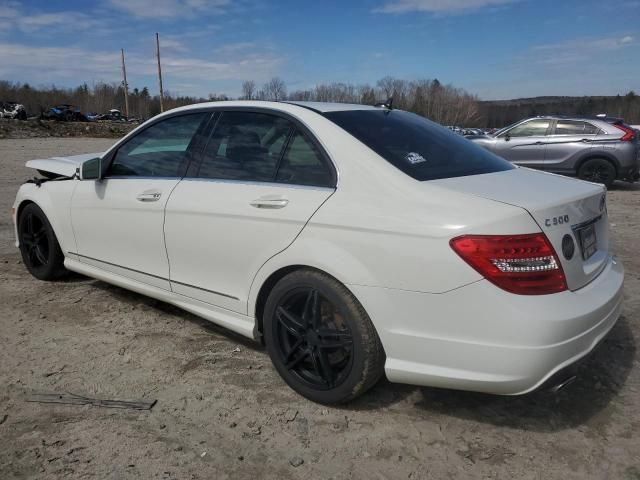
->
450;233;567;295
613;123;636;142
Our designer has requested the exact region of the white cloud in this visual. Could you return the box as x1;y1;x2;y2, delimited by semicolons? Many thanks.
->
373;0;518;14
107;0;230;19
475;34;639;99
0;42;286;96
0;4;100;32
526;35;636;65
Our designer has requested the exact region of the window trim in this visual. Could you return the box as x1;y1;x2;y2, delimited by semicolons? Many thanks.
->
100;111;215;180
498;118;553;138
549;119;600;137
187;106;338;188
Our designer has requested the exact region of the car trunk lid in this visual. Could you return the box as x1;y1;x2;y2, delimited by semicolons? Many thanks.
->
432;167;609;291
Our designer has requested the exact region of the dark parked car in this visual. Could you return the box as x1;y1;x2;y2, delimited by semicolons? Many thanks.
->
41;104;87;122
469;116;640;188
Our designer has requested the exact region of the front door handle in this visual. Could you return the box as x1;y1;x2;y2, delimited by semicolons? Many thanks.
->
136;191;162;202
250;197;289;209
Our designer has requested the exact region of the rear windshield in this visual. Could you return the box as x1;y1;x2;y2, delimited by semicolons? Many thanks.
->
324;110;514;181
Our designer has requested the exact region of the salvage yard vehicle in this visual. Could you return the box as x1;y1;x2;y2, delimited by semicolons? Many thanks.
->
0;101;27;120
12;101;624;404
41;104;87;122
469;115;640;188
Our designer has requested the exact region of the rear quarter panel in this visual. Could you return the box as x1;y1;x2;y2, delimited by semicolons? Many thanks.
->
248;118;542;315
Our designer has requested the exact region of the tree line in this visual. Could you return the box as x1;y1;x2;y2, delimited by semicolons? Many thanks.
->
1;77;639;127
0;77;480;125
479;92;640;127
241;76;481;126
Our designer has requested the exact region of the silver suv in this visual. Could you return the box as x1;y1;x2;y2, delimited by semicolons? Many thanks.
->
469;116;640;188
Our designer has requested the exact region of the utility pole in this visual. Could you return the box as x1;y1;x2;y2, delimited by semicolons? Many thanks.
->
156;33;165;113
121;48;129;119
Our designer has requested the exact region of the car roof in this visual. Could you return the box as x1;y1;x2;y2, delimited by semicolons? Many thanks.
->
166;100;380;116
535;114;622;124
283;101;379;113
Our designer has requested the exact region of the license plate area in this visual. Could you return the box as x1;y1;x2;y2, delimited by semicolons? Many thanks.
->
577;223;597;260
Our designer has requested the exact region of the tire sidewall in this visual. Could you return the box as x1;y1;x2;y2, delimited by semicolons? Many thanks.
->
579;158;616;188
18;204;63;280
263;271;372;404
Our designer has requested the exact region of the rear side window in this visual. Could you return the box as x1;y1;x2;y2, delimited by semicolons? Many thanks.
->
198;112;291;182
324;110;513;181
276;131;333;187
505;119;550;137
554;120;599;135
109;113;208;177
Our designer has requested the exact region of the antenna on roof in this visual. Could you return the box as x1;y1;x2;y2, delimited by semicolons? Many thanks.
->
375;97;393;110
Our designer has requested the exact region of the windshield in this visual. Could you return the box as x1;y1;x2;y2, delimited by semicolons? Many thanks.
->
324;109;514;181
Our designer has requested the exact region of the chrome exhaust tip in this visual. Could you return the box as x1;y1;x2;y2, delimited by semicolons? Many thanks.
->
549;375;577;393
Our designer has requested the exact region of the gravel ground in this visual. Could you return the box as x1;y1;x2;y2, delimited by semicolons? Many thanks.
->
0;138;639;480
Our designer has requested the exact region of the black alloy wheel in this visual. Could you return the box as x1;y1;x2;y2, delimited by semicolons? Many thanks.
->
264;270;385;404
578;158;616;189
274;287;354;390
18;203;67;280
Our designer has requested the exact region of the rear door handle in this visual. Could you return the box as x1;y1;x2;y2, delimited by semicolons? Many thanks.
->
250;197;289;209
136;191;162;202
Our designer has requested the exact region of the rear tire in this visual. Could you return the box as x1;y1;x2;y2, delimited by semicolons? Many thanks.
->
263;269;385;404
578;158;616;189
18;203;68;281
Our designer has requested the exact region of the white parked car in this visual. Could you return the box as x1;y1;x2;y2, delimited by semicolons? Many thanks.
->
12;101;624;404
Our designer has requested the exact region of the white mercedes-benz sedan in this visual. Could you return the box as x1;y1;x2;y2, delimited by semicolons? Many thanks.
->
12;101;624;404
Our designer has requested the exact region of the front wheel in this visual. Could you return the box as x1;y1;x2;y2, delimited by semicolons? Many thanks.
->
18;203;68;280
263;270;385;404
578;158;616;189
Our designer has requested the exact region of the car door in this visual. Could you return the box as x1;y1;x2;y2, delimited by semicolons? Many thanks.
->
544;119;597;173
164;110;336;313
70;112;211;289
492;119;551;168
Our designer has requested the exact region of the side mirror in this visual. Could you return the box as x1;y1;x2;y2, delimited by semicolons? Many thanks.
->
504;133;511;142
80;157;101;180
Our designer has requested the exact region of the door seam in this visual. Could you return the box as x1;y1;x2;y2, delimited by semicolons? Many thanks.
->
162;179;184;293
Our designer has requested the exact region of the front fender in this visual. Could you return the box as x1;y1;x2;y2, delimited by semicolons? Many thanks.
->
13;181;77;253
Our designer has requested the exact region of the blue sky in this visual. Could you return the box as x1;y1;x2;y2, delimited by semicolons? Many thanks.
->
0;0;638;99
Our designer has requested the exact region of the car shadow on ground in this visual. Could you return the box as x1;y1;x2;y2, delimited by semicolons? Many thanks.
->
610;181;640;192
90;279;636;423
91;279;265;352
354;317;636;432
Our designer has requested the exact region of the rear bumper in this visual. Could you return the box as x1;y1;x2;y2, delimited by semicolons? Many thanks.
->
349;255;624;395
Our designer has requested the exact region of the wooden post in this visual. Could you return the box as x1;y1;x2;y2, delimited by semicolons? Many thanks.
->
121;48;129;119
156;33;165;113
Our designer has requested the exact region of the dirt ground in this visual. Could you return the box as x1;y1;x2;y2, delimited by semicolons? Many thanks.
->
0;138;639;480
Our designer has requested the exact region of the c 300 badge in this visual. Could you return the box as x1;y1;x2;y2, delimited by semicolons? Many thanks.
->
545;215;569;227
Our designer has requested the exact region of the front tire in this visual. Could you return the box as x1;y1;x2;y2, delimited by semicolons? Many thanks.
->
18;203;68;280
578;158;616;189
263;270;385;404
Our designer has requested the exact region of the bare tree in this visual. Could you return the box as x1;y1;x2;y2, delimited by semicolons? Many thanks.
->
241;80;256;100
263;77;287;101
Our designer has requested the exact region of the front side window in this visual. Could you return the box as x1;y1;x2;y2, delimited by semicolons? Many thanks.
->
324;109;513;182
109;113;208;177
554;120;599;135
198;112;292;182
505;119;551;137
